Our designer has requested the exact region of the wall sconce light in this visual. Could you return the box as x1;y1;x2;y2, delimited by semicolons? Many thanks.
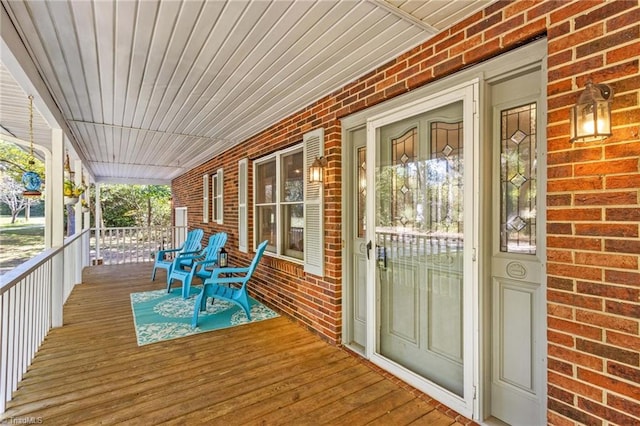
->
308;156;327;183
570;81;613;143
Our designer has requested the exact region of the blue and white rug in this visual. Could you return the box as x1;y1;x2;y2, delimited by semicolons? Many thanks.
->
130;288;279;346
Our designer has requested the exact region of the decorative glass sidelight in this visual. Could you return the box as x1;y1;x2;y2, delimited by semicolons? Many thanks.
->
357;146;367;238
500;103;537;254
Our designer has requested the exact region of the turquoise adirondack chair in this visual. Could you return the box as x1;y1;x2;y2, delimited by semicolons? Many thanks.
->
192;240;268;327
167;232;228;298
151;229;204;282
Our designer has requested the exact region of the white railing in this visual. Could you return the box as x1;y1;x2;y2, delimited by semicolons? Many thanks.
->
0;229;89;414
91;226;187;265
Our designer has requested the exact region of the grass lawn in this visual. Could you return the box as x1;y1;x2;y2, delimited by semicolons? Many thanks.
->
0;215;45;275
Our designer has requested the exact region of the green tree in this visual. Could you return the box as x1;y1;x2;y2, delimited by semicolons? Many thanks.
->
95;184;170;227
0;140;44;222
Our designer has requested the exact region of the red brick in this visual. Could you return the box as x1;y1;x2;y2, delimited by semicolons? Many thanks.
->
548;289;603;311
548;193;572;206
549;344;604;371
547;208;602;221
578;280;640;301
575;251;638;270
577;339;639;366
607;361;640;385
577;309;639;335
548;263;603;281
548;301;574;319
548;371;604;402
605;238;640;254
548;177;603;192
575;191;638;206
548;399;603;426
548;329;576;347
605;300;640;318
605;269;640;286
576;26;640;58
606;208;640;221
575;0;636;29
607;330;640;352
575;159;638;176
608;394;640;419
607;6;640;31
547;236;601;251
548;275;575;291
606;174;640;190
575;223;638;238
549;317;603;340
548;222;573;235
578;397;640;426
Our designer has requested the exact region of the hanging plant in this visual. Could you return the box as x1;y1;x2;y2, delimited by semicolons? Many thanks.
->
63;179;84;205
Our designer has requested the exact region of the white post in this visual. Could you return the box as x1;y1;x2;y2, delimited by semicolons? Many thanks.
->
51;129;64;328
95;183;102;263
44;150;53;249
74;159;82;235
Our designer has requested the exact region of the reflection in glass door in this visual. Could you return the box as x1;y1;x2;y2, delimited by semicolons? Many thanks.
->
375;101;465;396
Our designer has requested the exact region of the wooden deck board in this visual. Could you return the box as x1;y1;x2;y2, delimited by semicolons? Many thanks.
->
1;263;468;425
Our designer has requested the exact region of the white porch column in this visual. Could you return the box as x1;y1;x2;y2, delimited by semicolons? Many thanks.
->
51;129;64;327
95;183;102;263
74;159;82;235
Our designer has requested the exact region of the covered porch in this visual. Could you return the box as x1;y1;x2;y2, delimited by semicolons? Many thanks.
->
2;262;464;425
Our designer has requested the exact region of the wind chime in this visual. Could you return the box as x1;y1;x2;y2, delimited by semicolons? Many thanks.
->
21;95;42;197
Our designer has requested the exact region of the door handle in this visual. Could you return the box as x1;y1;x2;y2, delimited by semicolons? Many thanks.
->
366;240;372;259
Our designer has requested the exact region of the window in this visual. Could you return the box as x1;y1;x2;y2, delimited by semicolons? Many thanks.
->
212;168;223;224
238;159;248;252
254;145;304;260
252;128;324;275
202;174;209;223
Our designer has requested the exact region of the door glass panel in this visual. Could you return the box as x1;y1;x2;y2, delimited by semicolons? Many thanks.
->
500;103;537;254
377;101;464;397
357;146;367;238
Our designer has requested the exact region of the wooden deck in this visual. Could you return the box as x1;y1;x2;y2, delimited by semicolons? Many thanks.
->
2;263;471;425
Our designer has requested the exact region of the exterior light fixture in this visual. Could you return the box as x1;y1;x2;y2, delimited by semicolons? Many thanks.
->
570;81;613;143
22;95;42;198
308;156;327;183
218;246;229;268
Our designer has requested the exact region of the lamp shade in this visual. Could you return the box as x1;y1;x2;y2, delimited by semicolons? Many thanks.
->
570;82;613;143
308;156;327;183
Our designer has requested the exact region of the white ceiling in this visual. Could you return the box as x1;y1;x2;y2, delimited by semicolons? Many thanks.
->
0;0;493;184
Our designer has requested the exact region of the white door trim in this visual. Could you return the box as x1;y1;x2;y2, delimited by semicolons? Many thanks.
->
364;79;480;418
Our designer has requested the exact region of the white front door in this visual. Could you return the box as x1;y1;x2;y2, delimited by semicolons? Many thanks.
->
488;66;546;425
366;82;478;417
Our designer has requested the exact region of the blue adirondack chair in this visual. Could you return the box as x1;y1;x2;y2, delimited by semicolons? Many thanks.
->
192;240;268;327
167;232;228;298
151;229;204;282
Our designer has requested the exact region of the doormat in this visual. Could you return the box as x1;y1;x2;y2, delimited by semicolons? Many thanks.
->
130;288;279;346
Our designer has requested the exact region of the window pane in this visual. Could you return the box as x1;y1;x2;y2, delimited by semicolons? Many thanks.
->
500;103;537;254
212;175;218;220
282;150;303;202
283;203;304;259
256;205;276;252
257;160;276;204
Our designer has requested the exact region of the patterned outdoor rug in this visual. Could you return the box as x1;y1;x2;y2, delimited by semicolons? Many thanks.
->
130;288;279;346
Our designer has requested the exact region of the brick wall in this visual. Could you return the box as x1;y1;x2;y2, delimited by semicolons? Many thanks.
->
173;1;640;424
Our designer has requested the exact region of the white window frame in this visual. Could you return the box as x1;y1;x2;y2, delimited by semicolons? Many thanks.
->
238;158;248;253
202;174;209;223
212;168;223;224
253;144;304;262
